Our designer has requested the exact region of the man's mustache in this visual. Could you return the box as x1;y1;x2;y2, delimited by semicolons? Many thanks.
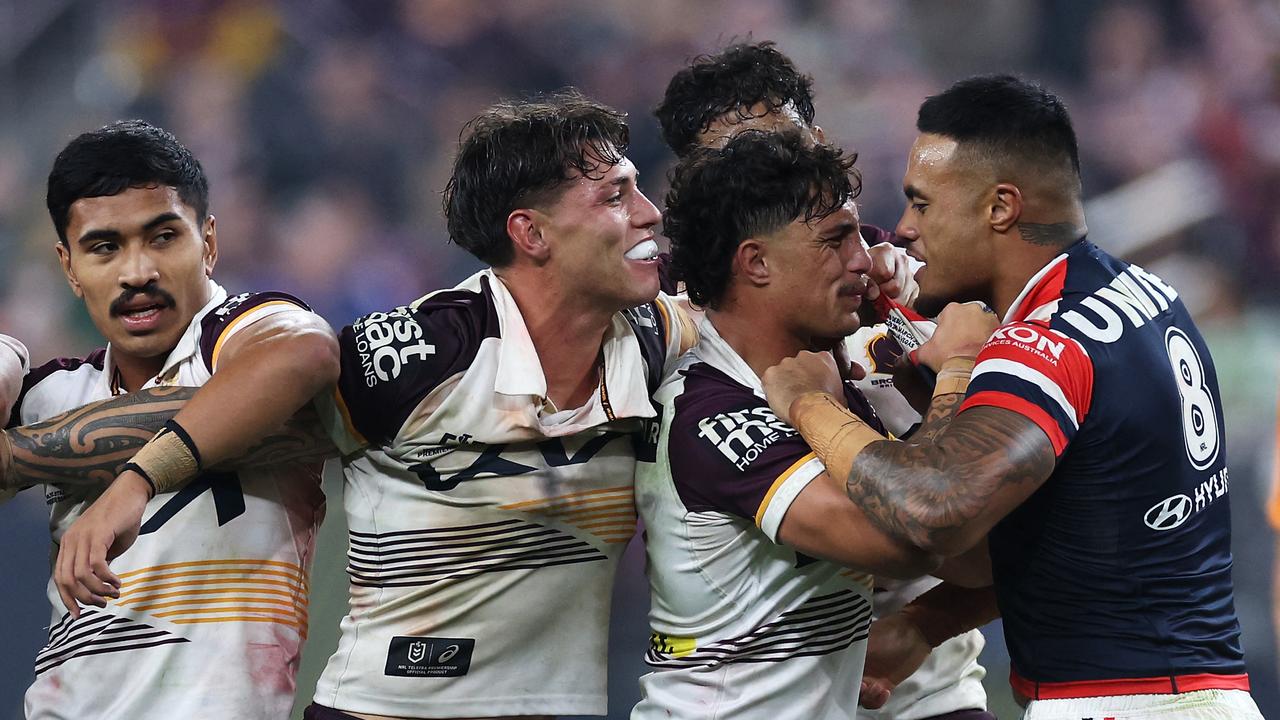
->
109;284;177;317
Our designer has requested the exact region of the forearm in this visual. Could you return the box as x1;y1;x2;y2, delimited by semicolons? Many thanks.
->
2;386;337;491
4;386;196;489
791;359;973;552
931;537;992;588
847;424;997;555
897;582;1000;648
176;327;338;468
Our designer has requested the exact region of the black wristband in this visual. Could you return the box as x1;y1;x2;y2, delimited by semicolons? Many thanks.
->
162;419;203;471
122;461;158;497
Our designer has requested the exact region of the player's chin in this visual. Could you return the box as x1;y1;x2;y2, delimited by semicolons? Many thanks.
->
111;330;179;363
821;309;862;338
620;263;661;303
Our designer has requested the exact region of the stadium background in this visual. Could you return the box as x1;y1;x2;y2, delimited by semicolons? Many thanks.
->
0;0;1278;717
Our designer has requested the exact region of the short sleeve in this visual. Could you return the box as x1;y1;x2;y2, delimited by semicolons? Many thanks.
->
666;370;827;543
961;322;1094;456
319;288;500;454
199;291;314;372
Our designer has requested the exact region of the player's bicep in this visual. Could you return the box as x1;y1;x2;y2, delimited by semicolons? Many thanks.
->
777;470;941;579
931;405;1057;539
847;404;1056;556
214;307;336;371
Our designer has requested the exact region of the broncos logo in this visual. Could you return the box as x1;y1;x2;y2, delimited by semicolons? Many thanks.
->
864;333;906;374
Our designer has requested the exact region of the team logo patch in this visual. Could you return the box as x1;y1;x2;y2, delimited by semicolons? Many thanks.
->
696;406;794;471
1144;494;1193;531
385;636;475;677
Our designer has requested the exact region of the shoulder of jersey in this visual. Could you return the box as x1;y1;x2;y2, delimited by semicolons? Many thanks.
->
667;362;795;452
334;276;502;446
198;290;313;371
9;348;107;427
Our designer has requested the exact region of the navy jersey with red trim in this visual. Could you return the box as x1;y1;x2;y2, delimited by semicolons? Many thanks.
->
960;239;1243;684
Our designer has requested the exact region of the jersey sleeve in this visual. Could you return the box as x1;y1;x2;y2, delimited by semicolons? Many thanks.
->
318;295;497;454
960;321;1094;456
666;373;826;543
198;291;314;372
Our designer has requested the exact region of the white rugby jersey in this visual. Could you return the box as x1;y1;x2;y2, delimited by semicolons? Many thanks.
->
12;281;326;720
312;269;683;718
844;323;989;719
633;318;881;720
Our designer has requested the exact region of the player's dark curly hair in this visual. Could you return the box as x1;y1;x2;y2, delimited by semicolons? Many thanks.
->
443;89;630;267
47;120;209;246
918;74;1081;178
663;130;860;309
655;41;816;158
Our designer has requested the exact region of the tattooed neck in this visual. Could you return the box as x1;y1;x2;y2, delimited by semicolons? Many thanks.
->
1016;221;1082;247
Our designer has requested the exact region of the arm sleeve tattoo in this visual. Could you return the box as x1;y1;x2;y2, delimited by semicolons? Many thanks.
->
845;399;1055;554
2;386;336;491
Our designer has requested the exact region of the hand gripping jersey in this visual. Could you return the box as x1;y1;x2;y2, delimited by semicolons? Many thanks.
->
961;240;1249;698
843;328;989;719
632;318;882;720
12;283;325;720
312;269;683;718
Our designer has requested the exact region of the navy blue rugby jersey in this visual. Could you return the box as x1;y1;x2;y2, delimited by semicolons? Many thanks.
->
959;239;1247;698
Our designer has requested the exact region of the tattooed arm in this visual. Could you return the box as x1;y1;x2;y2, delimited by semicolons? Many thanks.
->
764;302;1037;557
0;385;338;492
847;406;1054;556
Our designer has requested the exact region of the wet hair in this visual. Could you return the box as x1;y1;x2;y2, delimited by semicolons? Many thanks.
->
443;89;630;267
663;130;860;309
917;74;1081;179
655;41;816;159
47;120;209;246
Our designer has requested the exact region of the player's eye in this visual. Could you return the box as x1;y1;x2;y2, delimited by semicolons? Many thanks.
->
911;203;928;215
89;241;118;255
153;230;178;244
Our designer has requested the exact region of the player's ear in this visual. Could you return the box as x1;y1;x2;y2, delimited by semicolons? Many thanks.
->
736;238;770;288
202;214;218;277
812;124;827;144
991;183;1022;233
55;242;84;298
506;208;550;263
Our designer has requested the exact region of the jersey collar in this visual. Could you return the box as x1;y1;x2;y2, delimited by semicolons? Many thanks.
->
1002;239;1089;324
486;270;655;420
692;316;768;399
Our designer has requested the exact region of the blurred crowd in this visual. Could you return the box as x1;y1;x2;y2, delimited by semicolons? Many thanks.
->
2;0;1278;352
1;0;1279;716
